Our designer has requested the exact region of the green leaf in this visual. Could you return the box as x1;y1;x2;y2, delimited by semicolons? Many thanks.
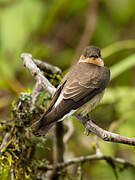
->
102;40;135;58
5;152;12;166
110;54;135;80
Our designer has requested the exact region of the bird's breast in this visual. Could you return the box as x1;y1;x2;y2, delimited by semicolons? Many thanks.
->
76;91;104;116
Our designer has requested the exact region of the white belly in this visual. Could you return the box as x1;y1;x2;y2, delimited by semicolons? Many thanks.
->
58;109;77;121
76;91;104;116
54;90;104;120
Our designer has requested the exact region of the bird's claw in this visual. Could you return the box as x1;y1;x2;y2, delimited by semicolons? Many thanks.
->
84;128;90;136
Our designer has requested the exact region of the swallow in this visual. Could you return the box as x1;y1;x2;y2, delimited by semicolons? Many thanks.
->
31;46;110;136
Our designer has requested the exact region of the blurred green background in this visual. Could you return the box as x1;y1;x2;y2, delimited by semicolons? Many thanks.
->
0;0;135;179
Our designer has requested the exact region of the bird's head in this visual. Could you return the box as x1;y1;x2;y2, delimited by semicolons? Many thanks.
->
79;46;104;66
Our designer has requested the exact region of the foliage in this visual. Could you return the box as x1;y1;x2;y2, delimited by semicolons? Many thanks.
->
0;92;48;180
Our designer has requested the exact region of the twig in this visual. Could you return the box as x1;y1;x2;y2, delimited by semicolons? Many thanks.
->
21;53;56;98
75;115;135;146
0;132;11;152
53;122;64;163
93;136;102;156
73;0;99;63
63;120;74;143
21;55;61;103
32;81;43;104
49;122;65;180
38;153;135;171
33;59;62;75
10;168;14;180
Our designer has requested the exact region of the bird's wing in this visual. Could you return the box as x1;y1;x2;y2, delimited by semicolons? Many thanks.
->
43;80;67;116
62;63;110;105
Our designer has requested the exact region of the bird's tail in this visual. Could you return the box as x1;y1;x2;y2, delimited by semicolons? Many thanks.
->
31;99;71;136
30;117;54;136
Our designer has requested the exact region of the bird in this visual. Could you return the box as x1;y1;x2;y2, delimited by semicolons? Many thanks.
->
31;46;110;136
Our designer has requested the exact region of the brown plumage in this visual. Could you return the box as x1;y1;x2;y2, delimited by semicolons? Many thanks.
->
31;46;110;136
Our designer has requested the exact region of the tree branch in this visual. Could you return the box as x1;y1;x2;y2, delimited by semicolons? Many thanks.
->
38;153;135;171
75;115;135;146
49;122;65;180
33;59;62;75
53;122;64;163
63;120;74;143
21;53;56;97
0;132;11;152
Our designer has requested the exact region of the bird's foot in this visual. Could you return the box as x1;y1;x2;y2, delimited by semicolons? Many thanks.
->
84;114;91;135
84;127;89;136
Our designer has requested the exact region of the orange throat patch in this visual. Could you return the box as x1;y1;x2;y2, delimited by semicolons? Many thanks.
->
79;57;104;67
